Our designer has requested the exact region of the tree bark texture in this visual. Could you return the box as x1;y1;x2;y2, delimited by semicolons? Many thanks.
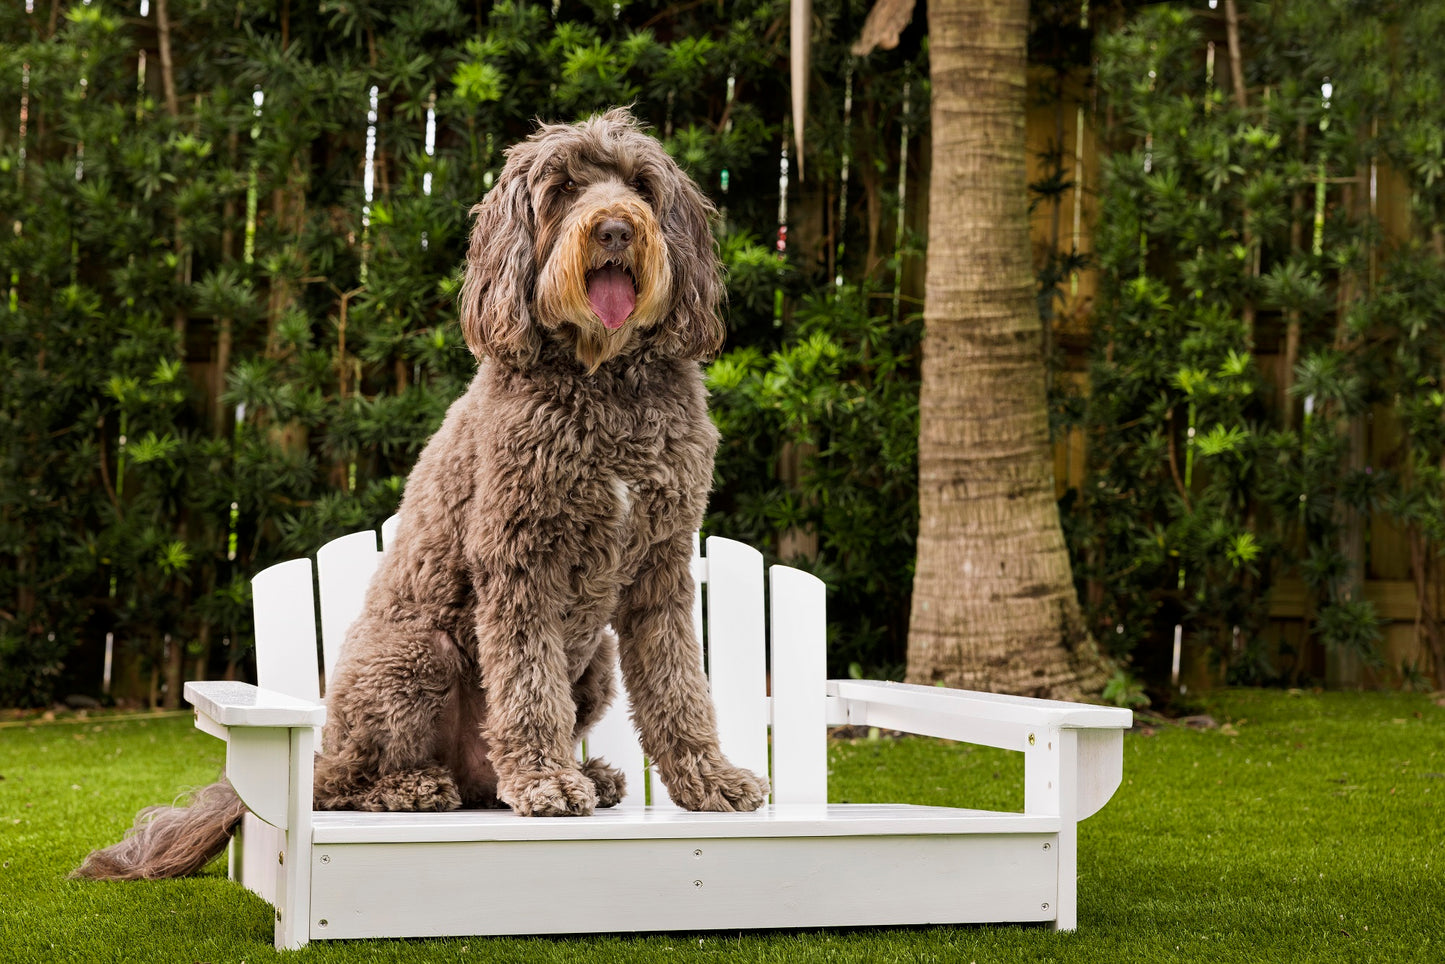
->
906;0;1104;697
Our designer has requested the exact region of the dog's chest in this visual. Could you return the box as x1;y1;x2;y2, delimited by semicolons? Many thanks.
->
610;476;635;519
574;418;710;573
477;359;714;554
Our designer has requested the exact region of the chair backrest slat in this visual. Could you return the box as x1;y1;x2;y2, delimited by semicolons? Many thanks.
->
767;564;828;804
380;514;401;550
690;532;705;664
252;525;829;809
581;661;648;808
251;557;320;702
316;530;382;687
702;537;770;788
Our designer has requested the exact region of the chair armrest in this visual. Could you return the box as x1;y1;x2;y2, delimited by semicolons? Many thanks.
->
826;679;1130;752
185;680;326;730
828;679;1132;822
183;680;323;830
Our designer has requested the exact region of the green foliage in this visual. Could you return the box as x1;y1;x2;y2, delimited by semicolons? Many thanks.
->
708;285;920;677
1;0;936;704
0;0;802;705
16;0;1442;703
1078;1;1445;694
1101;669;1151;710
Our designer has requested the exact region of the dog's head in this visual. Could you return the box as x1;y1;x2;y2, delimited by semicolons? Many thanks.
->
459;108;725;372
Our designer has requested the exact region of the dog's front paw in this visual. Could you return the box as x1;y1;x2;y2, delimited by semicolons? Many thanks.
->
665;757;769;812
505;768;598;817
580;757;627;809
323;766;463;812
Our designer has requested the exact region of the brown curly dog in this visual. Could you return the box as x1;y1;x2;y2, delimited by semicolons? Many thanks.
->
75;108;766;880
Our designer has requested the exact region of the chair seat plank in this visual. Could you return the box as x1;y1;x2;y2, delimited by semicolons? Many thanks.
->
310;803;1061;844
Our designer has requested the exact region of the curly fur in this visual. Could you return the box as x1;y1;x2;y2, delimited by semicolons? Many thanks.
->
75;109;765;879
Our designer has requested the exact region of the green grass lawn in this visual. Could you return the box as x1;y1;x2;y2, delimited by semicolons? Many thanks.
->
2;690;1441;963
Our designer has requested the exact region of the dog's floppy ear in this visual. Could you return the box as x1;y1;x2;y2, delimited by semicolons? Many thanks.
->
657;172;727;361
459;147;541;364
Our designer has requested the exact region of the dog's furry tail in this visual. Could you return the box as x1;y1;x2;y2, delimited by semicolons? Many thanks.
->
71;780;247;881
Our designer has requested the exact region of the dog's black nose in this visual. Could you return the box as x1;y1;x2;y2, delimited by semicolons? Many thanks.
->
594;219;633;252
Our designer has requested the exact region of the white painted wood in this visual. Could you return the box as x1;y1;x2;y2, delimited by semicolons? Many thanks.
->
834;698;1031;752
306;832;1056;940
831;679;1134;732
690;532;705;658
221;726;292;829
582;660;647;809
1024;727;1080;931
1024;725;1062;817
191;709;229;744
185;681;326;729
1055;728;1081;932
316;530;382;686
767;564;827;805
236;813;283;906
276;724;317;950
250;558;320;701
702;537;769;783
310;803;1060;844
1076;729;1125;820
380;514;401;549
187;530;1136;945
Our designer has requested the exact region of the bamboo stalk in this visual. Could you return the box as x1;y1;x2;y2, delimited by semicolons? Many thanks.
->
1223;0;1247;110
154;0;179;117
1223;1;1256;346
1281;122;1307;430
154;0;190;354
213;133;239;439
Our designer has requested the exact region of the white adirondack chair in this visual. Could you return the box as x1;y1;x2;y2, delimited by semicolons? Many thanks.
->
185;520;1132;949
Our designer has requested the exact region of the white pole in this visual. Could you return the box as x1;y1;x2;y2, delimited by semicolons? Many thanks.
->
102;632;114;696
1171;624;1183;689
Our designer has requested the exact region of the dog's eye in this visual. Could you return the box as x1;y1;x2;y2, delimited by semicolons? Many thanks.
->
631;177;650;197
562;179;578;194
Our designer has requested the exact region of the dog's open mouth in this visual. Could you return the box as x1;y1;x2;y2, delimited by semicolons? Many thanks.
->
587;263;637;330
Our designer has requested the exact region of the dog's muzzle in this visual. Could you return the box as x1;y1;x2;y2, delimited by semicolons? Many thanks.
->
588;218;638;329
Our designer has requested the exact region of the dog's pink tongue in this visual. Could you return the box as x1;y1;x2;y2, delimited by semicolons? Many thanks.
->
588;267;636;330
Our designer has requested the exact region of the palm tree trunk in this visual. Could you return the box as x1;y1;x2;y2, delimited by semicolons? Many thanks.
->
906;0;1104;697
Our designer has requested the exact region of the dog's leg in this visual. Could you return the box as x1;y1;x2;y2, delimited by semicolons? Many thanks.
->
572;627;626;808
314;623;464;812
476;591;599;817
615;532;769;812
